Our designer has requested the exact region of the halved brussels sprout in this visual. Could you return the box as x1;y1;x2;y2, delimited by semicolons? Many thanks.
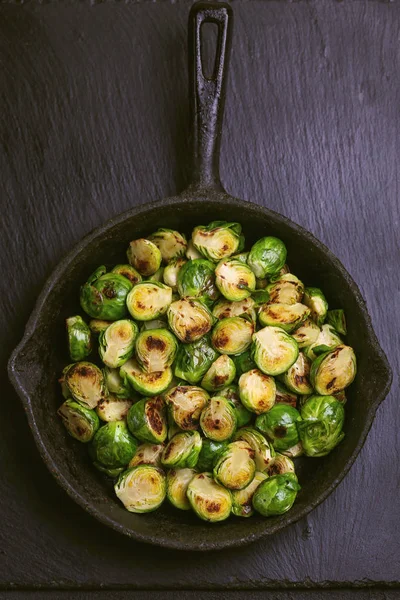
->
127;238;162;276
186;240;203;260
275;381;297;407
196;439;228;472
112;264;142;286
233;350;257;379
166;467;196;510
326;309;347;336
58;400;99;442
174;335;219;384
304;324;343;361
90;421;138;468
238;369;276;415
201;355;236;392
135;328;178;373
177;258;219;305
103;366;133;399
149;228;187;263
259;303;310;333
80;267;133;320
161;431;202;468
281;441;304;458
96;395;133;422
168;298;214;343
93;462;124;478
298;395;345;456
234;427;275;471
267;453;295;476
247;236;287;278
200;396;237;441
256;404;302;452
310;345;356;395
192;221;242;262
266;274;304;305
89;319;112;335
252;326;299;376
165;385;209;430
98;320;138;368
215;259;256;302
303;287;328;326
211;317;254;355
187;472;232;522
163;257;187;291
115;465;166;513
291;318;320;348
231;471;268;517
126;282;172;321
120;358;173;396
213;440;256;490
219;387;253;428
129;442;164;468
62;361;107;409
66;316;92;362
252;473;300;516
212;297;257;323
127;396;167;443
279;352;313;395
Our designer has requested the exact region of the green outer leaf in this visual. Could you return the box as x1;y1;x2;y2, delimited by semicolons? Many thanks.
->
252;473;300;516
255;405;302;452
196;439;229;472
66;316;92;362
326;309;347;335
174;336;219;384
90;421;138;469
303;287;328;326
93;462;124;478
80;272;133;320
298;394;345;457
177;258;219;305
247;237;287;278
127;397;167;443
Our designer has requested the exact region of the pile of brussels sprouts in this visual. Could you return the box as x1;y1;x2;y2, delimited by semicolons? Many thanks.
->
58;222;356;522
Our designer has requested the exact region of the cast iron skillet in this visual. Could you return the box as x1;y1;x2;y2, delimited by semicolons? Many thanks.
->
8;1;392;551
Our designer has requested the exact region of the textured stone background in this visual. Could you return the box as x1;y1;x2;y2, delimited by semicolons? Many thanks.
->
0;0;399;594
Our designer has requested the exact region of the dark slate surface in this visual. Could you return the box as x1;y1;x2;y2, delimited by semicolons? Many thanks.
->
1;0;399;590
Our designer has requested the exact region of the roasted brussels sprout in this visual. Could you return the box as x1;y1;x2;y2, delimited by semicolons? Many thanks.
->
253;473;301;516
275;381;297;407
214;440;256;490
166;467;196;510
233;350;257;379
115;465;166;513
165;385;209;430
304;323;343;361
163;257;187;291
120;358;173;396
174;335;219;384
310;345;356;395
186;240;203;260
218;386;252;427
267;453;295;476
291;318;320;348
196;439;228;472
212;297;257;323
238;369;276;415
149;228;187;263
80;266;133;320
90;421;138;469
252;326;299;376
58;400;99;442
127;238;162;276
168;298;215;343
177;258;219;305
93;462;124;478
129;442;164;468
112;264;142;286
135;328;178;373
326;309;347;336
66;316;92;362
89;319;112;335
234;427;275;471
161;431;202;468
103;366;133;399
127;396;167;443
231;471;268;517
62;362;107;409
211;316;254;355
126;282;172;321
266;274;304;305
187;472;232;522
303;287;328;326
279;352;313;395
215;259;256;302
259;303;310;333
200;396;237;441
247;236;287;278
201;355;236;392
146;267;164;283
96;395;133;422
298;395;345;456
98;320;138;368
256;404;302;452
192;221;242;262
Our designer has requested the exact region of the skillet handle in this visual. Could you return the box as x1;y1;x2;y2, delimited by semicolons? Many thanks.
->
188;1;233;191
